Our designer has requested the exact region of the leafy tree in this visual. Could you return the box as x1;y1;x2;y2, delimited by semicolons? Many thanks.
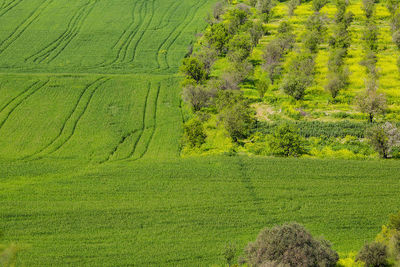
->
248;21;264;47
256;0;276;21
204;23;229;53
366;122;400;158
268;123;305;157
325;69;349;99
227;33;253;62
263;39;284;83
362;0;375;19
392;30;400;49
312;0;328;12
287;0;300;16
183;117;206;148
256;78;269;99
305;13;327;35
195;46;218;74
360;51;378;78
363;22;379;51
356;242;389;267
223;242;236;267
217;92;254;142
387;0;399;16
355;85;387;123
180;57;207;84
225;8;249;34
304;30;323;53
213;1;225;20
242;223;339;266
182;84;212;111
281;53;314;100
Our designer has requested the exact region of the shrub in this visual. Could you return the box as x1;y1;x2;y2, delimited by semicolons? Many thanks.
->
218;92;254;142
363;22;379;51
392;30;400;49
227;33;253;62
356;242;389;267
183;118;206;148
223;242;236;266
362;0;375;19
248;21;264;47
204;23;229;53
355;86;387;123
312;0;329;12
367;122;400;158
256;0;276;21
268;123;305;157
280;73;309;100
242;223;339;266
304;30;323;53
180;57;207;84
213;1;225;20
325;69;349;98
256;78;269;99
182;84;213;111
287;0;300;16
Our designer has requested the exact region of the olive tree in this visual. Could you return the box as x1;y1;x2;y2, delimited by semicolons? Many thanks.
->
241;223;339;266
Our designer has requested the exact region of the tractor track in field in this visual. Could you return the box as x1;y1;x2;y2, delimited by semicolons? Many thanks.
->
129;0;156;63
0;0;53;55
92;0;145;68
156;0;206;70
26;77;109;159
154;0;181;31
25;0;98;64
125;82;151;159
100;129;140;163
134;82;160;160
0;0;22;17
0;79;49;132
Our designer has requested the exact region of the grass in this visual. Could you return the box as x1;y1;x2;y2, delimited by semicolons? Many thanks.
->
1;0;400;266
1;156;400;266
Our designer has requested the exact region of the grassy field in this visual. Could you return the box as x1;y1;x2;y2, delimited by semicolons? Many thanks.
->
1;0;400;266
1;157;400;266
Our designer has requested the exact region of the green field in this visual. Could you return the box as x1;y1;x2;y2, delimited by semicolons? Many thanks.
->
1;0;400;266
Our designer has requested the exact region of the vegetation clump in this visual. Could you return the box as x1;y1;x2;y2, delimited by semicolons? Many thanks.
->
241;223;339;267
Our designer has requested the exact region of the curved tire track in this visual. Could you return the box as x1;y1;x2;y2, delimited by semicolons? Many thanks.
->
26;0;97;64
0;0;53;55
0;80;49;132
0;0;23;17
28;77;109;159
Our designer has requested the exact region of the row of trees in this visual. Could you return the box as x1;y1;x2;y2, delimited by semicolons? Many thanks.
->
279;0;329;100
355;0;387;123
325;0;353;99
181;2;264;146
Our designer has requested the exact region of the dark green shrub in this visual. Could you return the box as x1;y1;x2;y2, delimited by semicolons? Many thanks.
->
242;223;339;266
312;0;328;12
392;30;400;49
183;118;206;148
304;30;323;53
268;123;305;157
204;23;229;53
180;57;207;84
362;0;375;19
227;33;253;62
356;242;389;267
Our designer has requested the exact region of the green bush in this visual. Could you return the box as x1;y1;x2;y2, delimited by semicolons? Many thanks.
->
356;241;389;267
241;223;339;266
183;118;207;148
267;123;305;157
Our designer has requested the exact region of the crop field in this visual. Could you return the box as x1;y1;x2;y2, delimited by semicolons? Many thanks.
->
1;0;400;266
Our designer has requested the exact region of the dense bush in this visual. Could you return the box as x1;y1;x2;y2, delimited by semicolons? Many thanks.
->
366;122;400;158
183;117;207;148
217;91;255;142
356;242;389;267
267;123;305;157
355;86;387;123
180;57;207;84
241;223;339;266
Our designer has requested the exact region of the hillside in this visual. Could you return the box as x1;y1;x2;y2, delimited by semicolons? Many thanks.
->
0;0;400;266
180;0;400;159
